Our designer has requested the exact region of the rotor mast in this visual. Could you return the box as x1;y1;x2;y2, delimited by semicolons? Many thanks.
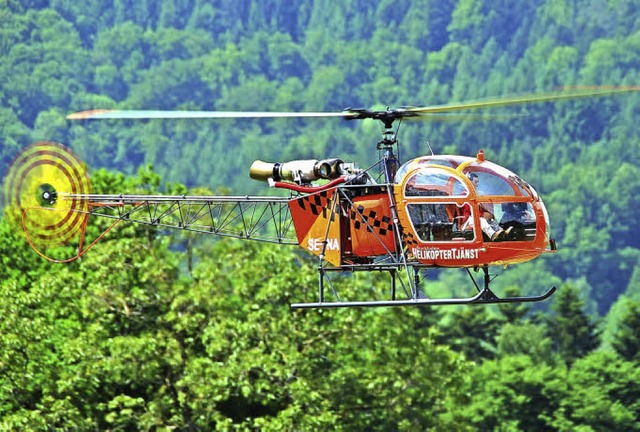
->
378;113;399;184
345;107;414;183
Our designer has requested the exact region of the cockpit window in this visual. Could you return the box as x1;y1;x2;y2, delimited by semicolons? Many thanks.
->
407;203;476;242
465;171;516;196
463;161;531;197
395;158;459;183
405;168;468;197
496;201;537;241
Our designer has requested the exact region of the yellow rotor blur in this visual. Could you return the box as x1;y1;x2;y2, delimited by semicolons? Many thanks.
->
2;141;91;247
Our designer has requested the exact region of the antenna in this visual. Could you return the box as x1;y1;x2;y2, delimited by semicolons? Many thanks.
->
425;140;435;156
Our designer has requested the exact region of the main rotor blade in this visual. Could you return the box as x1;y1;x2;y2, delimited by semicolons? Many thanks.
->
407;86;640;114
67;109;357;120
404;113;528;121
67;86;639;122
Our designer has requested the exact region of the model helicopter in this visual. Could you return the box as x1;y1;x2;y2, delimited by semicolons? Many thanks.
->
3;86;638;308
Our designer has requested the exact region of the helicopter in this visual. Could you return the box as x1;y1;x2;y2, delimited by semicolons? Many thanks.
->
3;86;639;309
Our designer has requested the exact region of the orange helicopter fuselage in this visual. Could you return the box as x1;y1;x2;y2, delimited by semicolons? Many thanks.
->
290;152;554;268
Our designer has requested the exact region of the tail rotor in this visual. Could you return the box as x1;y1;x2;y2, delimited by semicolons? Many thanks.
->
2;141;91;258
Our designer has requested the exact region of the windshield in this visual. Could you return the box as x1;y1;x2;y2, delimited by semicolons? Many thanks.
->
405;168;469;197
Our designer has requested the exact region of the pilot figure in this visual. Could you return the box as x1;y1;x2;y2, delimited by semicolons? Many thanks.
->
500;202;535;225
461;204;512;241
461;173;513;241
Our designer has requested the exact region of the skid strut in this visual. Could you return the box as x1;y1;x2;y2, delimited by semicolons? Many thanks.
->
291;265;556;309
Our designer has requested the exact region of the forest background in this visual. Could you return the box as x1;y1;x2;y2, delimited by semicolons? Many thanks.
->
1;0;640;430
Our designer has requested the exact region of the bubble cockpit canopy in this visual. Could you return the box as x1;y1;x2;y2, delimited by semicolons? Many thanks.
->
395;154;536;199
393;152;550;254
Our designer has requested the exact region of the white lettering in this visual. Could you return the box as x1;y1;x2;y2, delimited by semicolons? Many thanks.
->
411;247;481;261
308;238;340;252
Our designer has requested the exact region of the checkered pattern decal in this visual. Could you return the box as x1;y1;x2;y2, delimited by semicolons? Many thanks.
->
402;231;419;247
350;205;394;237
296;191;336;221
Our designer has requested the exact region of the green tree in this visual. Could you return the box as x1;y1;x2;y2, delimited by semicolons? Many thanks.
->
610;298;640;362
546;284;599;364
0;169;183;429
496;323;554;363
550;351;640;430
437;306;502;361
173;239;471;430
447;355;565;431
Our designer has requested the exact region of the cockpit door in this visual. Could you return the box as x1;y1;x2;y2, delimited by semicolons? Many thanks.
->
395;166;478;245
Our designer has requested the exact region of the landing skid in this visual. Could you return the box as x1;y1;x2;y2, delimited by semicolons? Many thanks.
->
289;287;556;308
290;266;556;309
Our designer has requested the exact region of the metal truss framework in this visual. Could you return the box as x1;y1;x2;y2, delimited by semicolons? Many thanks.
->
65;193;299;244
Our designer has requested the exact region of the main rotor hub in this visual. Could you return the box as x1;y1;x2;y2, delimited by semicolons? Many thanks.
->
345;107;418;129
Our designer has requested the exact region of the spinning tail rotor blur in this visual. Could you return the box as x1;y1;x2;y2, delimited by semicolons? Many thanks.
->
2;142;92;261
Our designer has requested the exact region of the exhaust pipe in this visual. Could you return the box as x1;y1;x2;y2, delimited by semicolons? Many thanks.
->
249;160;287;181
249;158;345;183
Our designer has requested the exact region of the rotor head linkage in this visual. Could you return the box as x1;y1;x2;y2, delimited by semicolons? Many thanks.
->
344;107;419;129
